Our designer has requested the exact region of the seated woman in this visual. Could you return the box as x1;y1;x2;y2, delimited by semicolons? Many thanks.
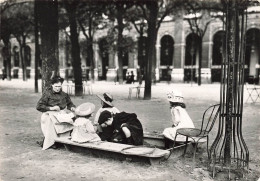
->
98;110;143;146
162;90;195;147
36;76;76;150
71;102;101;143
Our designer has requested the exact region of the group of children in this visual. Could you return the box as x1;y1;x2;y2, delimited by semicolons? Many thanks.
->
70;90;195;147
36;76;195;149
70;92;144;146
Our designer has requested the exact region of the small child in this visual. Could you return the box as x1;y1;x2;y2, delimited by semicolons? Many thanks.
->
93;93;120;133
71;102;101;143
163;90;195;142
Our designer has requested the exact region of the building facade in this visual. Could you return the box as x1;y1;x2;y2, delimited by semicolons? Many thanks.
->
1;6;260;83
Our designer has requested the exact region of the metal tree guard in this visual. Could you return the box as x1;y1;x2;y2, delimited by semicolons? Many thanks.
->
209;0;249;179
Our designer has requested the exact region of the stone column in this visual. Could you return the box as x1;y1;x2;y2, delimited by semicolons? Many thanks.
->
93;43;99;81
127;50;137;80
172;42;185;83
106;50;117;81
201;41;213;84
155;44;161;81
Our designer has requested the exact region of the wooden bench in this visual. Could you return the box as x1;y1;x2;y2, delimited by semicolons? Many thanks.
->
55;132;205;165
55;137;170;165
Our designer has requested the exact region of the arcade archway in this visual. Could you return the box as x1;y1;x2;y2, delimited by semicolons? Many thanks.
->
160;35;174;81
245;28;260;83
184;33;201;82
98;38;109;80
212;31;225;82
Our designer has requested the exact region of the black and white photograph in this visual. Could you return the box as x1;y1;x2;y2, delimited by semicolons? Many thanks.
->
0;0;260;180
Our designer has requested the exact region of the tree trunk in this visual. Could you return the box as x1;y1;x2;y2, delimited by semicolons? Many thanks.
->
34;0;40;93
88;17;95;82
144;2;158;100
2;33;11;81
38;0;59;92
87;41;94;82
198;38;202;86
117;4;124;84
22;35;27;81
66;2;83;96
5;43;11;81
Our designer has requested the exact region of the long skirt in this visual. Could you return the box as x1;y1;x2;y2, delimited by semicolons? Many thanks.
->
41;111;74;150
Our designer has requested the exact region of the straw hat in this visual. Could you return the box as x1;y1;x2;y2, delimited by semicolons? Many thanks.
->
75;102;95;116
97;93;113;107
167;90;184;103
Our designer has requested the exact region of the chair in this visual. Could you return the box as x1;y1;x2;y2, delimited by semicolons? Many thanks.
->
245;84;260;103
83;81;93;96
245;77;260;103
172;104;220;163
128;84;144;99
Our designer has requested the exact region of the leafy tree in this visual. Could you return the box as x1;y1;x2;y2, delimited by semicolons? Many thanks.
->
0;0;31;81
77;1;106;82
105;0;134;84
135;0;183;99
0;17;12;80
0;1;14;81
1;2;34;81
126;6;148;75
182;0;222;86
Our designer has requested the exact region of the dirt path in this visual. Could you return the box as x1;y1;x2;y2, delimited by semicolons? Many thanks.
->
0;80;259;181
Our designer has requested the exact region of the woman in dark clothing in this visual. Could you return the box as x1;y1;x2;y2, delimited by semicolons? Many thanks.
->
98;110;143;145
36;76;76;150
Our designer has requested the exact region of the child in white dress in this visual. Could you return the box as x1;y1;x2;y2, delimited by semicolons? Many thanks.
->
163;90;195;142
71;102;101;143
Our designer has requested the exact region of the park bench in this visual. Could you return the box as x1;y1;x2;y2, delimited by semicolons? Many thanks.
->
55;137;170;165
55;132;206;165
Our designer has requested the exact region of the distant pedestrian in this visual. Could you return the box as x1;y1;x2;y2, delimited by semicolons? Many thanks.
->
126;72;131;84
130;71;135;84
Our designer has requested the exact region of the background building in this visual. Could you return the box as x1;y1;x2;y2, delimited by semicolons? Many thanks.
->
1;5;259;84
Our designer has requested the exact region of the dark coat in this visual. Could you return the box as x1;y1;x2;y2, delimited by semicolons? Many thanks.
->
36;88;75;112
112;112;143;145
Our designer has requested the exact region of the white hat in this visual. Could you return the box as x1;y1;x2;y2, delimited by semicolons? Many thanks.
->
75;102;95;116
167;90;184;103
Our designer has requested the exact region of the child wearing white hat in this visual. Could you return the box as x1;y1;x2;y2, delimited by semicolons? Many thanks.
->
71;102;101;143
163;90;195;144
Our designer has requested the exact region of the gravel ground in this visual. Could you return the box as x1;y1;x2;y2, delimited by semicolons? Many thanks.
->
0;79;259;181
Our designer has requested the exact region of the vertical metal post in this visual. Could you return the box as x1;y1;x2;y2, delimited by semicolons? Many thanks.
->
209;0;249;179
